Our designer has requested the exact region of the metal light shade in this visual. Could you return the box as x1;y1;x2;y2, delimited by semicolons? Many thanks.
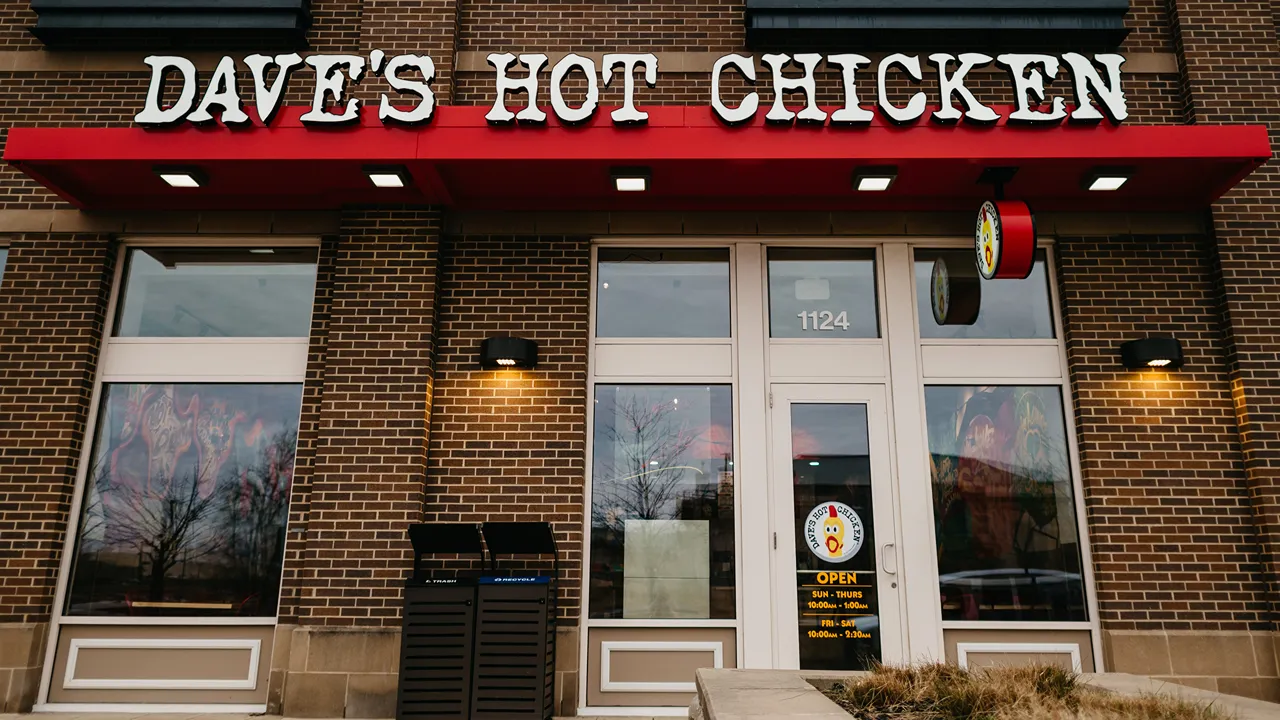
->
479;336;538;369
1120;337;1183;369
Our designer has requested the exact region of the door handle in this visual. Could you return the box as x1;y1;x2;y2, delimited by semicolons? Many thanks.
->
881;543;897;575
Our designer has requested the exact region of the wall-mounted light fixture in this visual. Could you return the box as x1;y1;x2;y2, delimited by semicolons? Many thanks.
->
611;166;651;192
479;336;538;369
154;165;207;188
364;165;411;188
853;166;898;192
1083;166;1134;192
1120;337;1183;369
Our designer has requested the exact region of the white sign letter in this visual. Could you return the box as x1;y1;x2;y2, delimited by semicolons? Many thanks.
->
930;53;999;124
379;54;436;125
711;54;758;125
1063;53;1128;123
997;54;1067;124
602;53;657;124
550;54;599;124
300;55;366;125
244;53;303;126
486;53;548;124
135;56;198;127
827;54;873;125
187;56;250;125
877;54;927;124
761;53;826;124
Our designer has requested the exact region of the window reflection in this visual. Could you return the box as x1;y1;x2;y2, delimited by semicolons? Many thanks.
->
65;383;303;617
589;385;735;619
768;248;879;338
926;386;1087;622
114;247;318;338
915;250;1055;339
596;248;731;338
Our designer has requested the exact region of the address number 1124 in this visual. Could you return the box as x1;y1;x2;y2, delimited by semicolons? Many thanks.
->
798;311;851;331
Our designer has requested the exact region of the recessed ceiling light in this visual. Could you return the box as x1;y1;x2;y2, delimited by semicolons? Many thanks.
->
153;166;207;188
853;166;898;192
249;248;275;254
1084;166;1134;191
363;165;410;188
611;166;651;192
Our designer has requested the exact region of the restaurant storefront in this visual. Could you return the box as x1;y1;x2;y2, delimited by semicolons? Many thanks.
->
2;1;1280;716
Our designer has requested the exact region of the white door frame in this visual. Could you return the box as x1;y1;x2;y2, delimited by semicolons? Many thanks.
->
768;383;905;669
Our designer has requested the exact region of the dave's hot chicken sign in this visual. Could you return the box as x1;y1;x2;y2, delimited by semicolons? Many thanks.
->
134;50;1129;129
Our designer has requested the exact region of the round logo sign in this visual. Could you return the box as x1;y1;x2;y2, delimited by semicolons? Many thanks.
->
974;200;1037;280
931;256;950;326
931;254;982;326
803;502;865;563
975;201;1002;279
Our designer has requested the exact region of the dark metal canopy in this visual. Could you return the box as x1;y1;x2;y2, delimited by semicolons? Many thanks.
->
30;0;311;50
745;0;1131;51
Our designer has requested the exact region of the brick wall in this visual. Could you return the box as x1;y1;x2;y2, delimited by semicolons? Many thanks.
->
288;207;441;627
0;234;115;625
1171;0;1280;620
427;235;590;619
1057;234;1272;631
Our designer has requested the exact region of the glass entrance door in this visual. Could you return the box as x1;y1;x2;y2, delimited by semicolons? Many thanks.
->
769;384;903;669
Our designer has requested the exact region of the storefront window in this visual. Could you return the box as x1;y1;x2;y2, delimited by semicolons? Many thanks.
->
914;250;1055;339
589;385;735;619
926;385;1087;622
65;383;304;617
596;248;731;338
768;248;879;338
114;247;319;338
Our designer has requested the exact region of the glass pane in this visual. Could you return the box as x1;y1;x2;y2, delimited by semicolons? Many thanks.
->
114;247;319;337
926;385;1087;622
915;249;1055;339
589;385;735;619
769;248;879;338
596;248;731;338
791;403;881;670
65;383;304;617
0;246;8;286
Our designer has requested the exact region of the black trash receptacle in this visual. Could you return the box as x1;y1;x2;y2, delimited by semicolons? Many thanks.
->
470;522;559;720
397;523;486;720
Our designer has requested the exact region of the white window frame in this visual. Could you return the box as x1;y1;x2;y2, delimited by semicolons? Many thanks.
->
580;241;745;715
906;239;1103;669
37;235;321;707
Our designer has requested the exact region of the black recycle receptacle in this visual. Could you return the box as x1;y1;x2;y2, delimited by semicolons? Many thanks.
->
397;522;558;720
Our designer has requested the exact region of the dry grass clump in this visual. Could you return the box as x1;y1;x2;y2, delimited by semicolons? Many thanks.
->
823;664;1227;720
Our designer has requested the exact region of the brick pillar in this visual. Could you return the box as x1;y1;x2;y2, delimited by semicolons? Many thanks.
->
1171;0;1280;623
0;234;114;712
280;207;440;718
428;235;590;715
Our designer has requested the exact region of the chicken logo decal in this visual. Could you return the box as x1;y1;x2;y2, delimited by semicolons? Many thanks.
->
804;501;864;563
822;506;845;555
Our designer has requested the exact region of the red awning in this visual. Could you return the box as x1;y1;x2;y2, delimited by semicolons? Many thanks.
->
6;106;1270;212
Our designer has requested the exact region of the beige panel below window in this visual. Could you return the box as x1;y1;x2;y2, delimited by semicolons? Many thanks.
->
943;629;1095;673
586;627;736;707
48;624;274;705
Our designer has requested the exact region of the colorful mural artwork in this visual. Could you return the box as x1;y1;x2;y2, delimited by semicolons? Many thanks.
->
926;386;1087;622
66;383;303;617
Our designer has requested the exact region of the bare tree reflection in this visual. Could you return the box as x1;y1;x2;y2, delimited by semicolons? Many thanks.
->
100;467;224;603
592;395;701;529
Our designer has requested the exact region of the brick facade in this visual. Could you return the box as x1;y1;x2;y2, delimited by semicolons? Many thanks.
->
0;0;1279;715
0;234;115;710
